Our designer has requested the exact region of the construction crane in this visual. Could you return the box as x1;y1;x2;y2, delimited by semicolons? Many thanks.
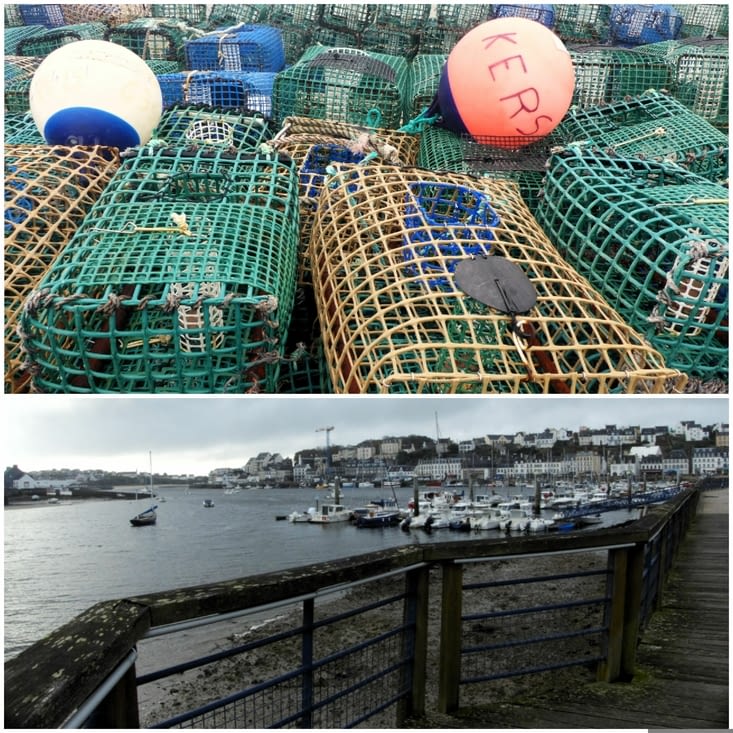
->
316;426;334;474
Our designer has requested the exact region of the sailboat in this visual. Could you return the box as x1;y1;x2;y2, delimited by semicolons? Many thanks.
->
130;451;158;526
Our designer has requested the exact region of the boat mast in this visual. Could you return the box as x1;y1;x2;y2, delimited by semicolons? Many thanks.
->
149;451;154;498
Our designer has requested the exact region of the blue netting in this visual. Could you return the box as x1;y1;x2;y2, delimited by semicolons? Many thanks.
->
300;144;365;198
492;4;556;27
402;182;500;289
609;4;683;46
19;4;65;28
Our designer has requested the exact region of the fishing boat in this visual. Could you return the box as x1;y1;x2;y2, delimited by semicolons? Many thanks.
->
130;505;157;526
355;509;402;528
308;503;352;523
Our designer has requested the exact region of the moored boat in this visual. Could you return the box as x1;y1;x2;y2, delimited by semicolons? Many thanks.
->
130;505;157;526
308;503;352;523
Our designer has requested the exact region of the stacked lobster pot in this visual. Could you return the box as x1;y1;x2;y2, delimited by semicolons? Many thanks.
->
5;145;120;392
536;144;728;387
308;164;687;394
19;146;300;393
268;116;420;393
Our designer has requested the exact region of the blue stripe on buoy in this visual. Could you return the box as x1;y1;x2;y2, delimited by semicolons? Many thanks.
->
435;71;470;137
43;107;141;148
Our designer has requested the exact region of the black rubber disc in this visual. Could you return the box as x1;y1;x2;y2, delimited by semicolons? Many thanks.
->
454;256;537;314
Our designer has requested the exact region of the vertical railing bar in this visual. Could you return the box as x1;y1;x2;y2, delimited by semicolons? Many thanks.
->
301;597;314;729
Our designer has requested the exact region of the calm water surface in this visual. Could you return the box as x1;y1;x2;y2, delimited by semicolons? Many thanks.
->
4;485;638;660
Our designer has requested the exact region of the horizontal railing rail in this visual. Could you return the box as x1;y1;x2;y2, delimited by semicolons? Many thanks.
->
4;488;700;729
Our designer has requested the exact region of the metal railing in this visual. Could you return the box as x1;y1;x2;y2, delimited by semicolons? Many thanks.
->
4;488;700;728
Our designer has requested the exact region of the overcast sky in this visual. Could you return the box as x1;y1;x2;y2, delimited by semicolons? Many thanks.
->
4;396;728;476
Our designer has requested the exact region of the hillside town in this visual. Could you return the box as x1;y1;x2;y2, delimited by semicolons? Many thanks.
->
6;420;729;500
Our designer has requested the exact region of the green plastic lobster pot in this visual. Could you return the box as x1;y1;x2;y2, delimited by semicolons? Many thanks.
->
272;45;411;128
555;91;728;184
417;125;565;213
20;148;300;393
569;46;674;108
536;147;728;383
15;22;107;57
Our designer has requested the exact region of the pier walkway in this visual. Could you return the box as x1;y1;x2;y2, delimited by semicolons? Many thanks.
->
421;489;729;729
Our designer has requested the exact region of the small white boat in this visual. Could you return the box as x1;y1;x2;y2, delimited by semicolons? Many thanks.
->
308;503;352;523
288;508;316;523
203;499;215;508
499;507;531;532
528;517;555;532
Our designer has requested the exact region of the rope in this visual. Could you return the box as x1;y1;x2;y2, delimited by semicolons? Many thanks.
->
398;107;438;135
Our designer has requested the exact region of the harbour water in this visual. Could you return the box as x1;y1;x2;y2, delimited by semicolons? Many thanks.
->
4;484;640;660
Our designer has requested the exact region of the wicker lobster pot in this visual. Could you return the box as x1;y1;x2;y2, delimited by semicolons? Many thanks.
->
555;92;729;184
270;115;420;282
105;18;200;64
5;145;120;393
269;116;419;393
20;148;300;393
309;165;686;394
536;148;728;382
61;4;150;27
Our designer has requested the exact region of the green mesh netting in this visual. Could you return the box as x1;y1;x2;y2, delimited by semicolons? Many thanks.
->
556;91;728;183
151;4;208;24
154;105;272;149
4;112;44;144
146;59;183;75
569;46;674;108
105;17;200;63
5;145;120;392
669;40;728;129
5;5;24;27
417;126;565;213
408;54;445;119
536;148;728;381
361;26;419;60
375;5;432;30
207;4;269;27
19;149;301;393
5;26;46;55
673;4;728;38
272;45;411;128
4;56;41;113
416;19;467;55
15;22;107;57
318;4;376;32
554;4;611;44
